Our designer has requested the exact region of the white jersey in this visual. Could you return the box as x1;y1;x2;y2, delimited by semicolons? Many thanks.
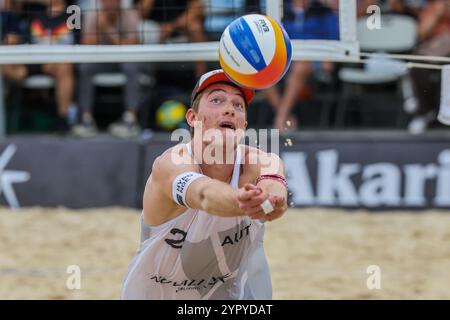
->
121;143;272;300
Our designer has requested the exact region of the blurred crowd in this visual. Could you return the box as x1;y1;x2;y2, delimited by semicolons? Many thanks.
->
0;0;449;137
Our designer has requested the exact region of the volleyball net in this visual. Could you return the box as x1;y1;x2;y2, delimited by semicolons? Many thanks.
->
0;0;359;63
1;0;449;66
0;0;449;136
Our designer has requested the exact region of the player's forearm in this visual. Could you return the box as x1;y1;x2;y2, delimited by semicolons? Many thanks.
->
198;181;244;217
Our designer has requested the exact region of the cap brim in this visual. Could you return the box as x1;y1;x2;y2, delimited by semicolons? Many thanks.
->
192;71;255;106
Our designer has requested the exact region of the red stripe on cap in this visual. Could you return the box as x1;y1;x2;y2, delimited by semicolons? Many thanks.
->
195;70;255;104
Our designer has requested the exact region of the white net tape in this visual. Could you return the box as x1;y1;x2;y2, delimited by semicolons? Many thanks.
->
0;40;361;64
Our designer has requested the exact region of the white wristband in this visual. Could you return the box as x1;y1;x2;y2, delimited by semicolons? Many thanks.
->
261;199;274;215
172;172;205;208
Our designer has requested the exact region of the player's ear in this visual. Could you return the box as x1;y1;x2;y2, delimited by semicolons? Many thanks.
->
186;108;197;128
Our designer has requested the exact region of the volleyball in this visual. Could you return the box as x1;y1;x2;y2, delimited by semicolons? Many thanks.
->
156;100;187;130
219;14;292;90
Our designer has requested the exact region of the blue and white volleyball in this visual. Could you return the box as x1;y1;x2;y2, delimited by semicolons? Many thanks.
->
219;14;292;89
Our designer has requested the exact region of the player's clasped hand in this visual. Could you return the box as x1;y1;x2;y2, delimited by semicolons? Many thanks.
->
237;183;286;222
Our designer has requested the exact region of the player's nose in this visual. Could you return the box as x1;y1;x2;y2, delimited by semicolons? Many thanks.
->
222;102;235;117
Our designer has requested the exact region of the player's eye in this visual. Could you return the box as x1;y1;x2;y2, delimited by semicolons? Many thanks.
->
235;102;244;110
211;98;222;104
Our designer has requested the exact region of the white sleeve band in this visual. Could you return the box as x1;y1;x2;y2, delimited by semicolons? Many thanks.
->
172;172;205;208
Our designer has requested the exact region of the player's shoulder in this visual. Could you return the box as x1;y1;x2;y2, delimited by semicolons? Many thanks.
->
242;145;284;175
151;143;197;175
242;145;282;163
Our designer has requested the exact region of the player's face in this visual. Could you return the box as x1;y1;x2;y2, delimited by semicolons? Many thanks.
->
195;83;248;135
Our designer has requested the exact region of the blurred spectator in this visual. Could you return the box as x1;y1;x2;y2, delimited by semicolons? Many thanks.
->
358;0;426;17
202;0;246;40
386;0;425;17
320;0;338;13
3;0;76;133
73;0;143;138
135;0;207;77
357;0;379;17
1;0;26;82
408;0;450;134
1;0;20;42
264;0;339;130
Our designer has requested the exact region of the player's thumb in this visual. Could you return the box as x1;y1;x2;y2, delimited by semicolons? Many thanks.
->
238;187;253;201
244;183;256;191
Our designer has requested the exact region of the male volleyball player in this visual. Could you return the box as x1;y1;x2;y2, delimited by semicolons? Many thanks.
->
121;69;288;300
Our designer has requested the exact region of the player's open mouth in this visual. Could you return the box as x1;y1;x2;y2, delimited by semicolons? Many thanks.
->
218;121;236;130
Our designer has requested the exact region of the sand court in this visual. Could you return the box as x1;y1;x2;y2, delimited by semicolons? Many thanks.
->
1;207;450;299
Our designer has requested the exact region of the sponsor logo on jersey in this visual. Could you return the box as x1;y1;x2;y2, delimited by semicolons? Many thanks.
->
149;273;232;293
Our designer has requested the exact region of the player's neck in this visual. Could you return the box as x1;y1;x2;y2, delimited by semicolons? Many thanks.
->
201;164;235;184
191;138;237;183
